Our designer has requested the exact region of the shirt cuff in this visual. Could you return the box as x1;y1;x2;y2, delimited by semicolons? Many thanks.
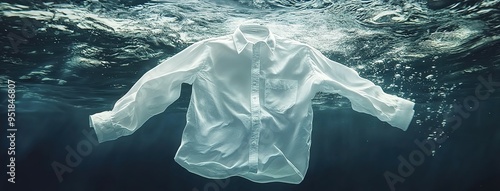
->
89;111;132;143
387;98;415;131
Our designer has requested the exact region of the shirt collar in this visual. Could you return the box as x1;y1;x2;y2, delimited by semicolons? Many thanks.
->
232;24;276;54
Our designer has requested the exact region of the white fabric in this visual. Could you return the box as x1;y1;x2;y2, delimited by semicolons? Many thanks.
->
89;23;415;184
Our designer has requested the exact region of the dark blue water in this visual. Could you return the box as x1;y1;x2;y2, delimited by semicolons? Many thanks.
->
1;0;500;190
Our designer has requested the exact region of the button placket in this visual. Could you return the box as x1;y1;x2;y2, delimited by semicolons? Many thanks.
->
249;42;262;173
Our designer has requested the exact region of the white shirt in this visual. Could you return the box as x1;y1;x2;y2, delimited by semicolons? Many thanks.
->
89;23;415;184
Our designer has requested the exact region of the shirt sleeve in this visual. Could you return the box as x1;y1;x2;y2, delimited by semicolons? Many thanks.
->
307;46;415;131
89;40;209;143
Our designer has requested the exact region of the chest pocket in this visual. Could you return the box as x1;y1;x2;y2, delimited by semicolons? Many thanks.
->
264;79;298;113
